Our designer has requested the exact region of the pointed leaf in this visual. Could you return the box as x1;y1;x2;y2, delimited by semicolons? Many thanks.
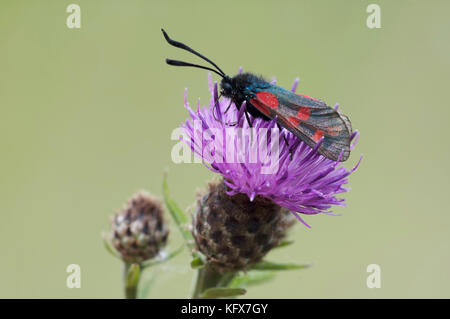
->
141;244;185;268
166;244;186;260
126;263;141;288
274;240;294;249
200;287;246;299
138;274;156;299
250;261;311;271
162;173;193;246
191;255;205;269
228;271;275;288
102;232;120;259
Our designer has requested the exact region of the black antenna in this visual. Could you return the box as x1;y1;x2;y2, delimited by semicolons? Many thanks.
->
166;59;225;78
162;28;226;77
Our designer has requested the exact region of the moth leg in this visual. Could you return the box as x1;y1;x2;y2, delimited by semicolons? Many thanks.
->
277;123;293;160
224;100;238;126
212;101;220;122
224;100;233;114
212;94;223;123
244;109;252;128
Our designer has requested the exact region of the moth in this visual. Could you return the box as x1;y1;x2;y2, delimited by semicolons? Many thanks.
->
162;29;352;161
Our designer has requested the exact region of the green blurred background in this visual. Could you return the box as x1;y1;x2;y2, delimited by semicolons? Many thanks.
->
1;0;449;298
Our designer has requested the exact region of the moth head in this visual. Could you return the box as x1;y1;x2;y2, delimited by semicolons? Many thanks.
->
220;76;234;98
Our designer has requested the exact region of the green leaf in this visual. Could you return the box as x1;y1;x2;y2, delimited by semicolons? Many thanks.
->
138;268;161;299
228;271;275;288
162;173;194;246
191;255;205;269
137;275;155;299
126;263;141;289
250;261;311;271
274;240;294;249
200;287;246;299
141;244;185;268
102;232;120;259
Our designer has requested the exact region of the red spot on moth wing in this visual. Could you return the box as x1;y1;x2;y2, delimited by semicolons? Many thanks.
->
249;98;270;116
296;107;310;121
327;126;341;136
296;93;318;101
256;91;279;109
287;116;301;128
312;129;325;142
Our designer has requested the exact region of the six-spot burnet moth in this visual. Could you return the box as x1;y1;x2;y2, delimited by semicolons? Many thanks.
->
162;28;353;162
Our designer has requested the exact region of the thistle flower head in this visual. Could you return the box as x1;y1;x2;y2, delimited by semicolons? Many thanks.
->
111;191;168;263
193;180;295;271
181;74;361;227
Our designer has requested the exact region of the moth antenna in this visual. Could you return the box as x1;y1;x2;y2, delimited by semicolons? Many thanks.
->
162;29;226;76
165;59;224;78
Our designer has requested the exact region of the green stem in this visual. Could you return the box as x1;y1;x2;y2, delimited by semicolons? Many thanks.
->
124;263;141;299
192;264;236;299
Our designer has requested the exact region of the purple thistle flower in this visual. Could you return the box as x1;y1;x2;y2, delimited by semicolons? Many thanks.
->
181;74;361;227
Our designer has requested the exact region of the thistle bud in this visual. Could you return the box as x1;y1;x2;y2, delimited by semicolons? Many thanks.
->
111;191;168;264
192;180;295;272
